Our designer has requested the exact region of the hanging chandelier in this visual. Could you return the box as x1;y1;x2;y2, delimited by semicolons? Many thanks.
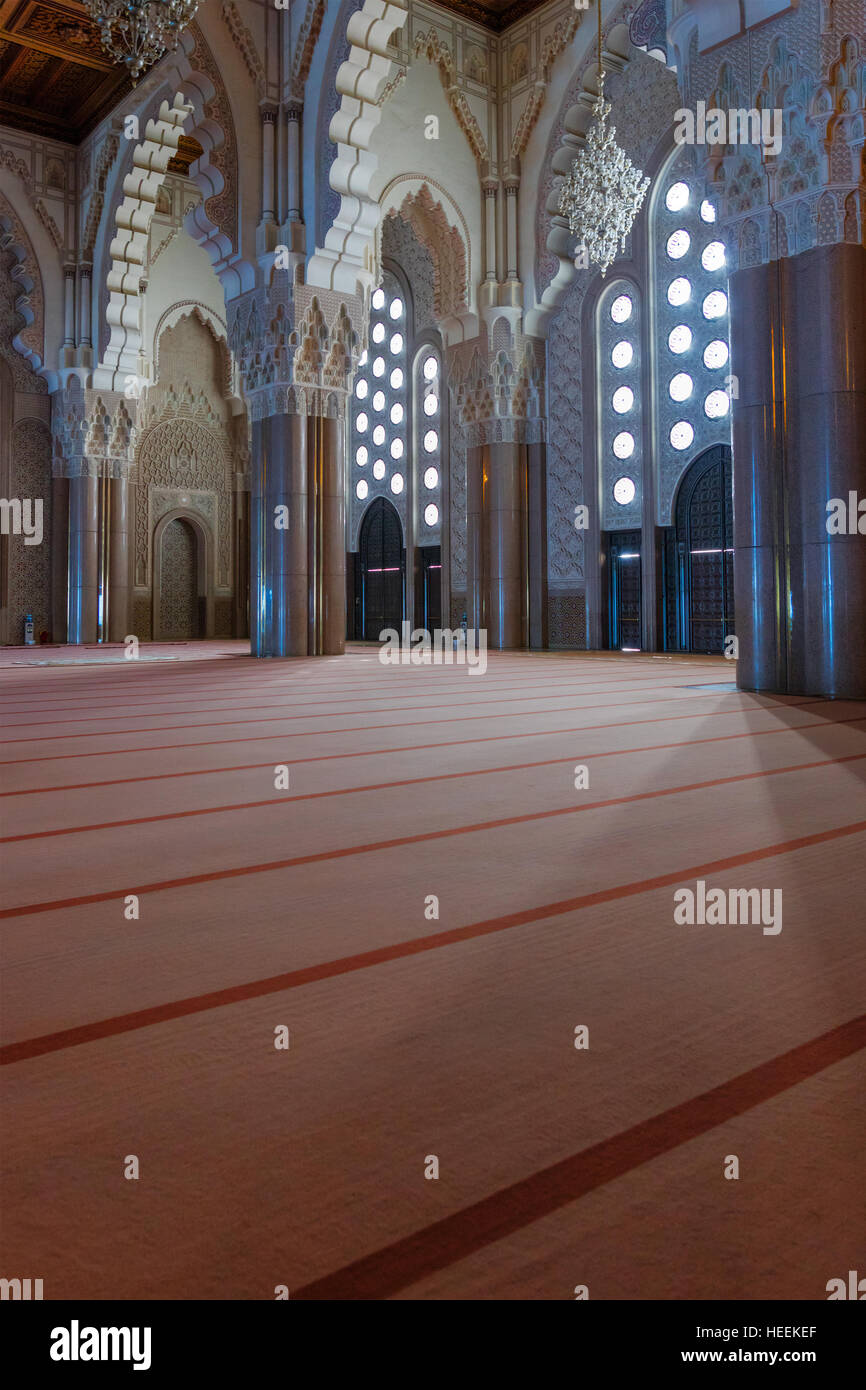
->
558;1;650;277
85;0;200;83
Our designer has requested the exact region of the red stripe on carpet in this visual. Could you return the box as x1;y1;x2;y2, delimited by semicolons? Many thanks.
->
2;750;864;844
3;757;864;916
290;1013;866;1299
3;818;865;1063
1;704;858;798
0;693;819;767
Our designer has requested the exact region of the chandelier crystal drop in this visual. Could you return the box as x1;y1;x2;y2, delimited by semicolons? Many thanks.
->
85;0;200;83
558;75;651;278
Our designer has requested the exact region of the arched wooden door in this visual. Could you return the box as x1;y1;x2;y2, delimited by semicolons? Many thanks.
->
158;517;203;639
358;498;404;639
664;446;734;654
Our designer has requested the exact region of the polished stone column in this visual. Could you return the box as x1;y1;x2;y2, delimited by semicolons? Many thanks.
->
51;475;69;643
487;440;524;649
233;487;250;639
730;241;866;698
67;473;99;643
250;411;308;656
465;444;485;631
107;476;130;642
526;441;548;649
321;415;346;655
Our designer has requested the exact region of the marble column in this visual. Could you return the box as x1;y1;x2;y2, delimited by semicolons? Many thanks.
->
51;475;69;643
250;411;308;656
465;444;485;631
261;107;277;224
483;184;498;282
67;473;99;643
321;415;345;655
63;266;76;348
487;440;525;649
287;106;301;221
526;441;548;649
107;476;130;642
505;182;519;282
78;266;92;349
730;241;866;698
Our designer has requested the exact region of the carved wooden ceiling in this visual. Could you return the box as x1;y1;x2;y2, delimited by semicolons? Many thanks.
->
0;0;130;142
432;0;554;32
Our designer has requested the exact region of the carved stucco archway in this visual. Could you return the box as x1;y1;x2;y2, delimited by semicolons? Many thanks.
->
0;191;47;380
306;0;411;300
93;22;250;392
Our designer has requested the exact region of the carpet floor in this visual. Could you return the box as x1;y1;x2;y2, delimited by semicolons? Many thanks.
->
1;642;864;1300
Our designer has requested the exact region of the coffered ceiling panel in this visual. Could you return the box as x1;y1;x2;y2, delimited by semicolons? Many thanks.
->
0;0;130;142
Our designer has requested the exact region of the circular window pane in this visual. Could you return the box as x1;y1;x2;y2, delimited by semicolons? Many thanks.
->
390;368;404;390
355;378;368;400
390;473;404;494
612;386;634;414
669;372;693;402
372;289;385;310
355;445;368;466
705;389;731;419
390;438;404;460
667;229;691;260
423;356;438;381
703;290;728;320
423;393;438;416
356;479;368;500
610;294;633;323
356;412;368;432
613;476;636;505
390;403;404;425
423;429;439;453
668;324;693;355
702;240;727;272
700;199;717;223
613;431;635;460
372;323;385;344
372;356;385;377
611;341;634;369
372;459;386;480
667;277;691;307
372;390;386;412
665;181;690;212
704;339;729;370
670;421;695;451
423;466;439;489
424;503;439;526
372;424;386;446
389;333;403;355
358;349;368;368
389;297;403;320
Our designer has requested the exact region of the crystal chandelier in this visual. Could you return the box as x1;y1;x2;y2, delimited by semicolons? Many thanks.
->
85;0;200;83
558;1;650;277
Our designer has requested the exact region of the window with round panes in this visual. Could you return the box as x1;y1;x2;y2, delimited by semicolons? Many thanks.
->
351;272;408;517
415;348;442;542
597;279;643;531
652;147;732;521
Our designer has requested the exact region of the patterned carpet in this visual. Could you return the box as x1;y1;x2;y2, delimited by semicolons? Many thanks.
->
1;643;864;1300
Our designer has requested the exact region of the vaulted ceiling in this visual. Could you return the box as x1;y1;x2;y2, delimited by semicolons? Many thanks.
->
0;0;130;143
